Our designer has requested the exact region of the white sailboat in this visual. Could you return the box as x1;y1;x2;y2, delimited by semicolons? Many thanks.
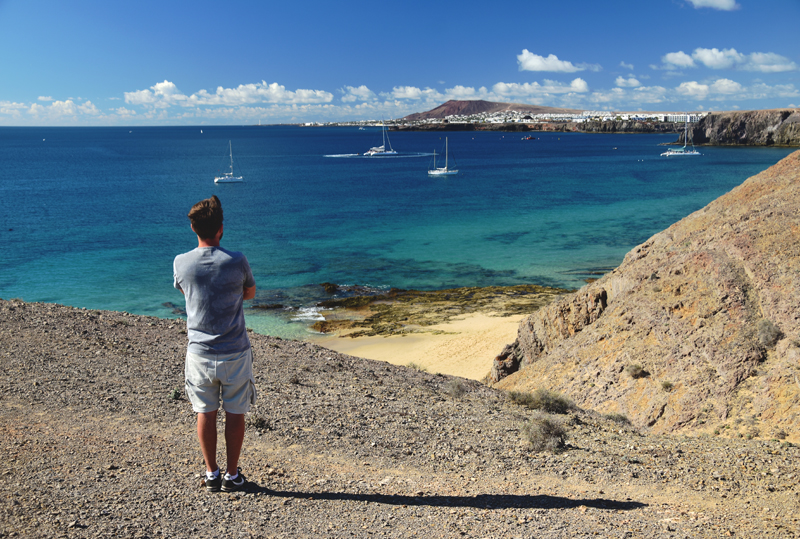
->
363;122;397;156
661;115;701;156
428;137;458;176
214;141;244;183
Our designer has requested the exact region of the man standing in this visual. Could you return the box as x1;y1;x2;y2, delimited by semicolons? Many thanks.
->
173;195;257;492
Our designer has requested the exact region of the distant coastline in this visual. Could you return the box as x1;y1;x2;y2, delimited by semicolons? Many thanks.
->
306;100;800;147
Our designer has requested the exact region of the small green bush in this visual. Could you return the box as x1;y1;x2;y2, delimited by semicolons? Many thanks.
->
661;380;674;392
407;362;428;372
507;388;573;414
169;387;181;400
522;412;567;453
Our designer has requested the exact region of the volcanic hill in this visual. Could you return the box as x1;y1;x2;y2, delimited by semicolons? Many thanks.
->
402;100;580;121
492;150;800;440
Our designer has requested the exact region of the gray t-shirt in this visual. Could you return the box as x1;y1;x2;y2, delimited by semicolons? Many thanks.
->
173;246;256;355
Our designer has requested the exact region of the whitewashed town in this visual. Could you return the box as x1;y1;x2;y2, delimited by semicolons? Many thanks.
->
310;110;709;128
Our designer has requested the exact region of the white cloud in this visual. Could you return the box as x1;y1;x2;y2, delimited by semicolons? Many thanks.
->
663;51;696;69
125;80;185;108
125;80;333;109
492;78;589;98
445;85;487;99
671;78;797;102
189;82;332;106
0;100;26;118
743;52;798;73
38;96;53;102
616;76;641;88
114;107;137;118
692;47;744;69
676;81;710;99
710;78;742;94
661;48;798;73
340;85;376;102
588;88;627;104
632;86;669;104
388;86;443;100
567;78;590;92
517;50;601;73
620;61;634;71
686;0;740;10
78;101;101;115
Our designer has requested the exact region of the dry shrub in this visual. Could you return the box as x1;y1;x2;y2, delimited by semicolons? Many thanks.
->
757;319;782;349
604;412;630;425
443;379;467;399
507;388;573;414
522;412;567;453
625;364;648;379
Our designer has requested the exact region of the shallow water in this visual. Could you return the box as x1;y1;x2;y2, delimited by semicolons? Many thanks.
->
0;125;794;339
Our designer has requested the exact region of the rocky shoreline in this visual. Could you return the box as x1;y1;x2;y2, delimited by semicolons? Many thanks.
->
391;109;800;147
392;120;680;135
309;284;571;338
2;298;798;538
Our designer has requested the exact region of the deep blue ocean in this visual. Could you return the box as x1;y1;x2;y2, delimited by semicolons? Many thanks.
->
0;126;794;339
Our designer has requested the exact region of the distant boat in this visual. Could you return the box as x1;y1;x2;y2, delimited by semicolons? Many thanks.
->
363;122;397;156
214;141;244;183
428;137;458;176
662;115;701;156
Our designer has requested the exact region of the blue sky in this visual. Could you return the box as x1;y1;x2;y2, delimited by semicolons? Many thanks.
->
1;0;798;126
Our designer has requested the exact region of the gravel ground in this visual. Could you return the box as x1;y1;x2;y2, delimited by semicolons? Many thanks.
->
1;299;798;538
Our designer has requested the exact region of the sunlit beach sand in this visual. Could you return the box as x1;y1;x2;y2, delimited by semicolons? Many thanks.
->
313;312;524;380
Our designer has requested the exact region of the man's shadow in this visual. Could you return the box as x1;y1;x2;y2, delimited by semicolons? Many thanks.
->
242;485;646;511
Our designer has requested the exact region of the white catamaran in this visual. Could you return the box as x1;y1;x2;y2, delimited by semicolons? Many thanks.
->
214;141;244;183
363;122;397;156
661;115;701;156
428;137;458;176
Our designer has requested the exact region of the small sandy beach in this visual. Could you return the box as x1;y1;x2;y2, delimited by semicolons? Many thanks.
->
313;313;523;380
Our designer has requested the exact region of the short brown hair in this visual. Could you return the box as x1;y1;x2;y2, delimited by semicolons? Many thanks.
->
188;195;223;239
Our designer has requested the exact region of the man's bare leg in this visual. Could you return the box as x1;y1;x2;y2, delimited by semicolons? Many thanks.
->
197;410;219;474
224;412;245;474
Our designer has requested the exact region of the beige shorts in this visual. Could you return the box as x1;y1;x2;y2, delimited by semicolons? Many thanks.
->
184;348;257;414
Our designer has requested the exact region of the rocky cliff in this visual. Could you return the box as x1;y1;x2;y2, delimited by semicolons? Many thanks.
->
688;109;800;146
492;151;800;438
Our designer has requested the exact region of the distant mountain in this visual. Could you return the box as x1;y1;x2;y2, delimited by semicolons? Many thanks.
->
402;100;581;121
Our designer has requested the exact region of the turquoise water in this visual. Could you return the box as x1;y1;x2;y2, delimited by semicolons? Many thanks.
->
0;126;794;339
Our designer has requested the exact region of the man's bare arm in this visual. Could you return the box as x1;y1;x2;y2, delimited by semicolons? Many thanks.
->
243;285;256;301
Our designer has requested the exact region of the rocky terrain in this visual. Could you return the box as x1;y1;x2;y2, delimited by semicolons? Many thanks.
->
690;109;800;147
492;151;800;442
2;298;799;538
